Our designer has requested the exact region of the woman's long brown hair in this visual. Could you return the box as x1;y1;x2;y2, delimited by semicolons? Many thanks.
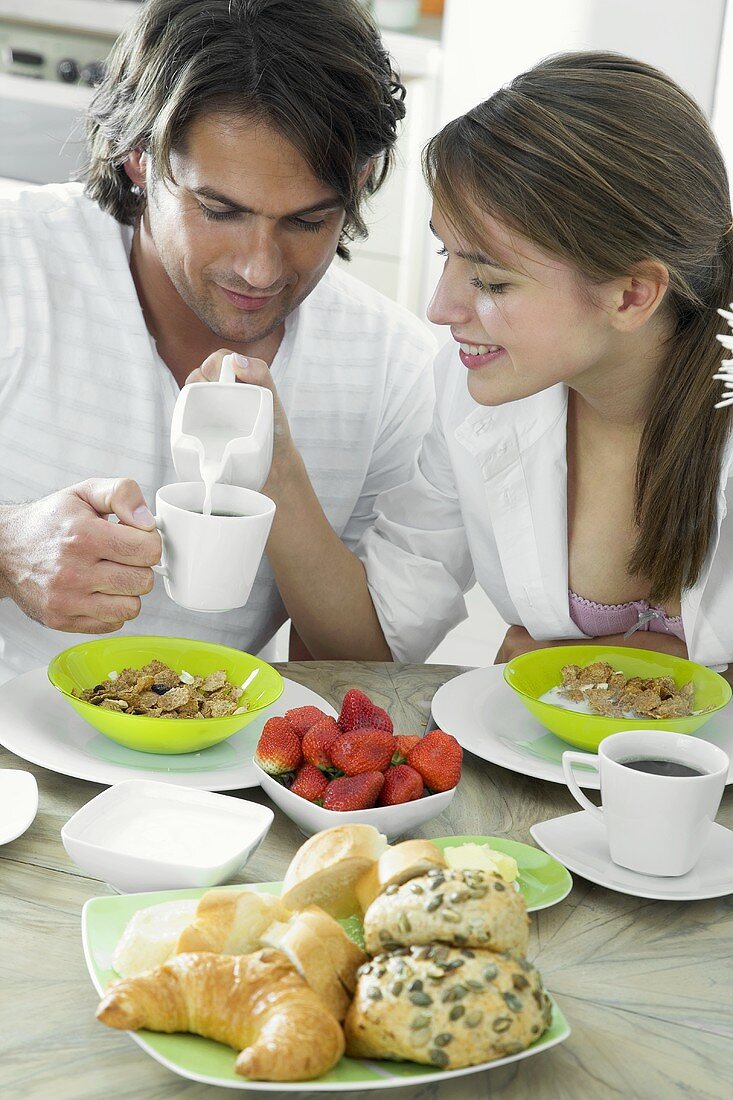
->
424;52;733;602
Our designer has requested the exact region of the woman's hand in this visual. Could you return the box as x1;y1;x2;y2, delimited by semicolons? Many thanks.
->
495;624;689;664
184;350;300;496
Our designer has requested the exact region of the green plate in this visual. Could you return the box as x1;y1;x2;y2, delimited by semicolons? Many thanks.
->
48;636;284;754
432;835;572;912
81;836;571;1090
504;644;732;751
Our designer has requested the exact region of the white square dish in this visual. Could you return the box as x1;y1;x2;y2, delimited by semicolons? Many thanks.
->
61;779;273;892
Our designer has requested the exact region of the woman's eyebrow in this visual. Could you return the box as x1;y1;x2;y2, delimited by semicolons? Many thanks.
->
428;220;509;270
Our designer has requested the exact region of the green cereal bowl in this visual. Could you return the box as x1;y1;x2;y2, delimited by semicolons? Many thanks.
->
48;636;284;755
503;644;731;751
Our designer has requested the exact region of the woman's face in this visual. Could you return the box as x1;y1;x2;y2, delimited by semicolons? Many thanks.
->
427;204;618;407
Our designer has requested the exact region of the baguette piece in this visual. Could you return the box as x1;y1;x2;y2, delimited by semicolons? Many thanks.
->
176;888;290;955
98;949;345;1081
345;945;552;1069
281;824;388;919
112;899;199;978
261;905;367;1020
355;840;447;912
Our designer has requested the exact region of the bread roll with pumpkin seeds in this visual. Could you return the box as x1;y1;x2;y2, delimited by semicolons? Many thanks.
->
344;945;552;1069
362;868;529;956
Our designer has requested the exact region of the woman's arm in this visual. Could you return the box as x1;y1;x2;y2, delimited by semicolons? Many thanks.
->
495;624;688;664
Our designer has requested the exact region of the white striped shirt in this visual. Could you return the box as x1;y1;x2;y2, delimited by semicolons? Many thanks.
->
0;183;435;674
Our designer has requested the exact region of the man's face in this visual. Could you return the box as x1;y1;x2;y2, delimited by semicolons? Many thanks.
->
141;113;346;344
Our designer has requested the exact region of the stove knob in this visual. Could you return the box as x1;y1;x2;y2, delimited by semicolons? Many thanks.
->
79;61;105;87
56;58;79;84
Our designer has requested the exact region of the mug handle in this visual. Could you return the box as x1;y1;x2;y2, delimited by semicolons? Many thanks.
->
562;751;603;821
151;515;169;579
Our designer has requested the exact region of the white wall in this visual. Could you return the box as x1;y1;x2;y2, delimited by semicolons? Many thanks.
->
440;0;727;124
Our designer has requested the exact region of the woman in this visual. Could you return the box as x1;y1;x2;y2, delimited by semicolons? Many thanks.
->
193;51;733;667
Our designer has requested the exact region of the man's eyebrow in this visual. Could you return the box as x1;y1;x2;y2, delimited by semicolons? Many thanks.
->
192;186;343;218
428;219;509;271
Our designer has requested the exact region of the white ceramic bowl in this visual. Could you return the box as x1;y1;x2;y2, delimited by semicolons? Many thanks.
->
61;780;273;893
255;762;456;839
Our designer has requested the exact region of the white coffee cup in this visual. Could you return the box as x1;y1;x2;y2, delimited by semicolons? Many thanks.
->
562;730;729;877
153;482;276;613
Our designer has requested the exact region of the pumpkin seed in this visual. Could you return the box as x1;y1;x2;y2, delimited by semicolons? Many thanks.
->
412;945;432;960
453;933;468;945
409;882;424;895
449;1005;465;1021
433;946;449;961
429;875;445;890
441;908;461;923
460;948;476;959
407;979;423;992
393;946;410;956
434;1033;453;1047
427;868;442;877
426;895;443;912
410;1013;431;1030
441;983;468;1003
464;1009;484;1028
385;884;399;895
445;959;465;971
503;992;523;1012
373;966;386;977
492;1016;512;1033
367;986;383;1001
398;913;412;933
466;979;484;992
357;964;371;977
447;891;467;904
426;966;448;980
513;974;530;991
483;964;499;981
494;882;506;892
409;991;433;1006
429;1048;449;1068
389;981;403;997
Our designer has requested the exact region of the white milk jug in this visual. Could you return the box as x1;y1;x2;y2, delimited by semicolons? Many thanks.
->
170;354;274;512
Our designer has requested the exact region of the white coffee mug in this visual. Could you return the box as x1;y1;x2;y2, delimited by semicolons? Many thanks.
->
153;482;276;613
562;729;729;877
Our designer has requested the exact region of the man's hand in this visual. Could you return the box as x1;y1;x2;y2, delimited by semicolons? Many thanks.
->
495;623;688;664
0;479;162;633
185;351;298;493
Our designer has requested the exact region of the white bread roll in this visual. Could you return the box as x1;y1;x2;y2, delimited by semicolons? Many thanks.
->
112;899;198;978
261;905;367;1020
281;824;388;919
355;840;447;912
175;888;290;955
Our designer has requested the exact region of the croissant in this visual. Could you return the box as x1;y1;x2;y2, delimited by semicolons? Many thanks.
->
96;948;345;1081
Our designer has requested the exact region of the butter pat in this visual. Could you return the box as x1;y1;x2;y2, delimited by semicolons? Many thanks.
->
444;843;519;883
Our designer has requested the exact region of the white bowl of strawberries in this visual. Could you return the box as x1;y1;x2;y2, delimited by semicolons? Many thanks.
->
253;689;461;839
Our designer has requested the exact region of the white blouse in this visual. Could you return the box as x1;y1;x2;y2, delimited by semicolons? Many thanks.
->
358;340;733;666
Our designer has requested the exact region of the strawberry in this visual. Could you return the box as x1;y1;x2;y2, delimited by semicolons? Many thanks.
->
255;717;303;776
337;688;393;734
330;730;396;776
302;716;341;770
407;730;463;792
377;764;424;806
285;705;328;738
392;734;420;764
322;771;385;811
290;763;329;804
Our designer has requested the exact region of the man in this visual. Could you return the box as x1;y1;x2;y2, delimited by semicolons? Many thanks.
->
0;0;435;674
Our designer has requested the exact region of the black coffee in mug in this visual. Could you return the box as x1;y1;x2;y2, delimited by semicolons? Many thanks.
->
620;757;705;778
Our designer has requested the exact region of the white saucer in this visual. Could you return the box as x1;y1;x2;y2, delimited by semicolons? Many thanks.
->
530;810;733;901
432;664;733;791
0;768;38;844
0;668;335;792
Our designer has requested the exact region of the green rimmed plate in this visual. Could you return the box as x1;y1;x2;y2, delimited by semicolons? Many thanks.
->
432;835;573;912
81;836;571;1090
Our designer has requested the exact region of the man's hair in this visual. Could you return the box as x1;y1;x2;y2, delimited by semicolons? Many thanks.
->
84;0;406;259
